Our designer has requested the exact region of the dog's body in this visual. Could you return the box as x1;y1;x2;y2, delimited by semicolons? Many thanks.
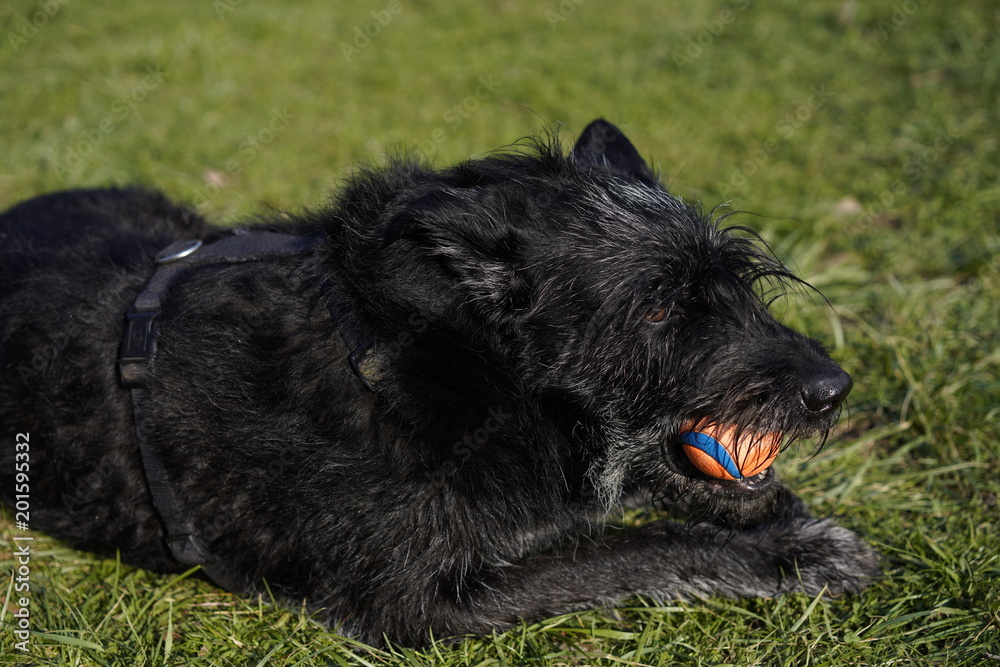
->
0;121;878;646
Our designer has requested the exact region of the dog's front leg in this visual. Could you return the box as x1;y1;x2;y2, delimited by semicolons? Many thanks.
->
454;516;879;637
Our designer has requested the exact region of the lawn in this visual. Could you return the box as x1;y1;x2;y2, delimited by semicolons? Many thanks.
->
1;0;997;665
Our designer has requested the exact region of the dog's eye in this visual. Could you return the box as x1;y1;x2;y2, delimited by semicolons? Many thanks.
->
644;308;668;323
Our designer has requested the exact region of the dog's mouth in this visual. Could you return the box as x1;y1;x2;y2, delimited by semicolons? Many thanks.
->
669;419;782;492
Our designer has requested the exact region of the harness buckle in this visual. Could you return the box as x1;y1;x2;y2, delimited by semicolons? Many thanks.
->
119;308;159;388
156;239;203;264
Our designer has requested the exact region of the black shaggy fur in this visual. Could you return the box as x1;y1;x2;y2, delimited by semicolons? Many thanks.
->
0;120;878;646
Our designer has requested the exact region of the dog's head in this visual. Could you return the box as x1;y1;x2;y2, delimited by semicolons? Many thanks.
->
325;120;852;526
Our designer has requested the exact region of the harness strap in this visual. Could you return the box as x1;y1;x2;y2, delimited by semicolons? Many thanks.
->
117;230;375;588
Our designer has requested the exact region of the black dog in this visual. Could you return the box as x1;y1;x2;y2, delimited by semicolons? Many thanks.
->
0;120;878;646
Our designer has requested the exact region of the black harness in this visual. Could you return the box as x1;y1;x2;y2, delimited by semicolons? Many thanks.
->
117;231;377;588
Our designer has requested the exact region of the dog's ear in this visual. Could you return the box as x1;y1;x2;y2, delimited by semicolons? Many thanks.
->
571;119;659;187
377;189;529;314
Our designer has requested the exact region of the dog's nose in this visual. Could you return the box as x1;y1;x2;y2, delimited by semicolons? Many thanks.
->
800;365;853;414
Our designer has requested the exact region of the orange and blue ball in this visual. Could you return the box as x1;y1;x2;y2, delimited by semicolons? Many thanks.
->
679;420;781;481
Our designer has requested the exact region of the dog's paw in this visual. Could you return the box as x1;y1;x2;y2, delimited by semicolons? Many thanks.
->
767;518;881;596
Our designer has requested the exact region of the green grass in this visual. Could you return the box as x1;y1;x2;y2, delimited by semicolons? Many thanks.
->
1;0;998;664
